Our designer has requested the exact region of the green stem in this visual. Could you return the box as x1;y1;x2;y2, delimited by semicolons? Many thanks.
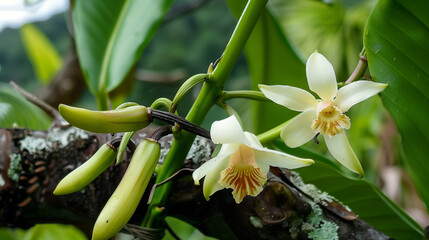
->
217;101;242;127
344;48;368;84
222;90;269;102
96;92;109;110
212;0;268;85
143;0;268;228
151;98;173;112
257;120;290;145
171;74;208;112
143;83;218;228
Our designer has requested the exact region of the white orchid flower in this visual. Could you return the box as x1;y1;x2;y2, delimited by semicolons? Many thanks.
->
192;115;314;203
259;51;387;176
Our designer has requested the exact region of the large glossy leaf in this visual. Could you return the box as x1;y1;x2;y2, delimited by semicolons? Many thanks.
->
72;0;174;105
164;217;217;240
0;84;51;130
0;224;86;240
0;227;26;240
271;140;425;240
22;224;87;240
225;0;308;133
20;24;63;85
364;0;429;213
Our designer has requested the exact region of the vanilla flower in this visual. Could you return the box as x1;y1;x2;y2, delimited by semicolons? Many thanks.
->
259;51;387;175
193;115;314;203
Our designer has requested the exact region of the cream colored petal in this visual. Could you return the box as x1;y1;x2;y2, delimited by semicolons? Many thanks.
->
193;143;240;185
210;115;246;144
306;51;337;101
333;81;387;112
324;132;364;176
254;148;314;169
217;143;240;157
280;109;317;148
259;84;318;111
246;131;314;169
202;156;230;200
243;132;263;148
192;155;223;185
258;162;270;174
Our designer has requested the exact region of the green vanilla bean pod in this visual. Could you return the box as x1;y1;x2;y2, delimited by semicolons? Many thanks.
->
59;104;150;133
92;139;160;240
54;143;116;195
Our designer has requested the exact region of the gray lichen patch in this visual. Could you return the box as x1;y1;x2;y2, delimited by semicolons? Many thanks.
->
8;154;22;182
186;136;213;164
47;126;89;147
308;221;339;240
289;172;336;206
289;200;339;240
158;136;213;165
19;136;51;155
159;138;173;164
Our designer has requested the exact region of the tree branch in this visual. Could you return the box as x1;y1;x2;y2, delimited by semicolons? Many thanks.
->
0;126;388;239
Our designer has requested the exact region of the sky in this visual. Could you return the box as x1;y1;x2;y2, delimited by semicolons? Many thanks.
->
0;0;68;31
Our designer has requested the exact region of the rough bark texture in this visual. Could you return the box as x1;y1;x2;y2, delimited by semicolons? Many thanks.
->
0;126;389;240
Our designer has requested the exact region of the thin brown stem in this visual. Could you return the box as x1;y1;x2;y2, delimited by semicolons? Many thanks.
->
147;168;194;204
9;81;61;121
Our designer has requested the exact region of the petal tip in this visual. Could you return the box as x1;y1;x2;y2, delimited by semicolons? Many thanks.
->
192;171;200;186
305;159;315;165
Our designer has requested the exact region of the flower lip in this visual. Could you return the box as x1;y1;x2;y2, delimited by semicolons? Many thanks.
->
219;164;267;203
312;101;351;137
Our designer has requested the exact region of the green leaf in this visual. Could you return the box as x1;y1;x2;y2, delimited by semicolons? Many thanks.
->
22;224;87;240
0;228;16;240
225;0;308;133
271;140;425;240
72;0;174;108
364;0;429;213
0;227;27;240
20;24;63;85
0;84;51;130
163;217;217;240
276;0;374;80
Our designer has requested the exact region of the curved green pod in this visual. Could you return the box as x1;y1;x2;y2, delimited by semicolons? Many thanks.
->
92;139;160;240
54;143;116;195
59;104;150;133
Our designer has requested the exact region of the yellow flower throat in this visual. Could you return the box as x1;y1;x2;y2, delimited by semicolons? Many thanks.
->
219;145;267;203
312;101;350;137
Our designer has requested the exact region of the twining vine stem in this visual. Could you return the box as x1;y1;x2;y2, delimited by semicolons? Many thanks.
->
142;0;269;228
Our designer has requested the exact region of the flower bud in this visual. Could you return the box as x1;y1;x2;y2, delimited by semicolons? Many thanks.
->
54;143;116;195
59;104;150;133
92;139;160;240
